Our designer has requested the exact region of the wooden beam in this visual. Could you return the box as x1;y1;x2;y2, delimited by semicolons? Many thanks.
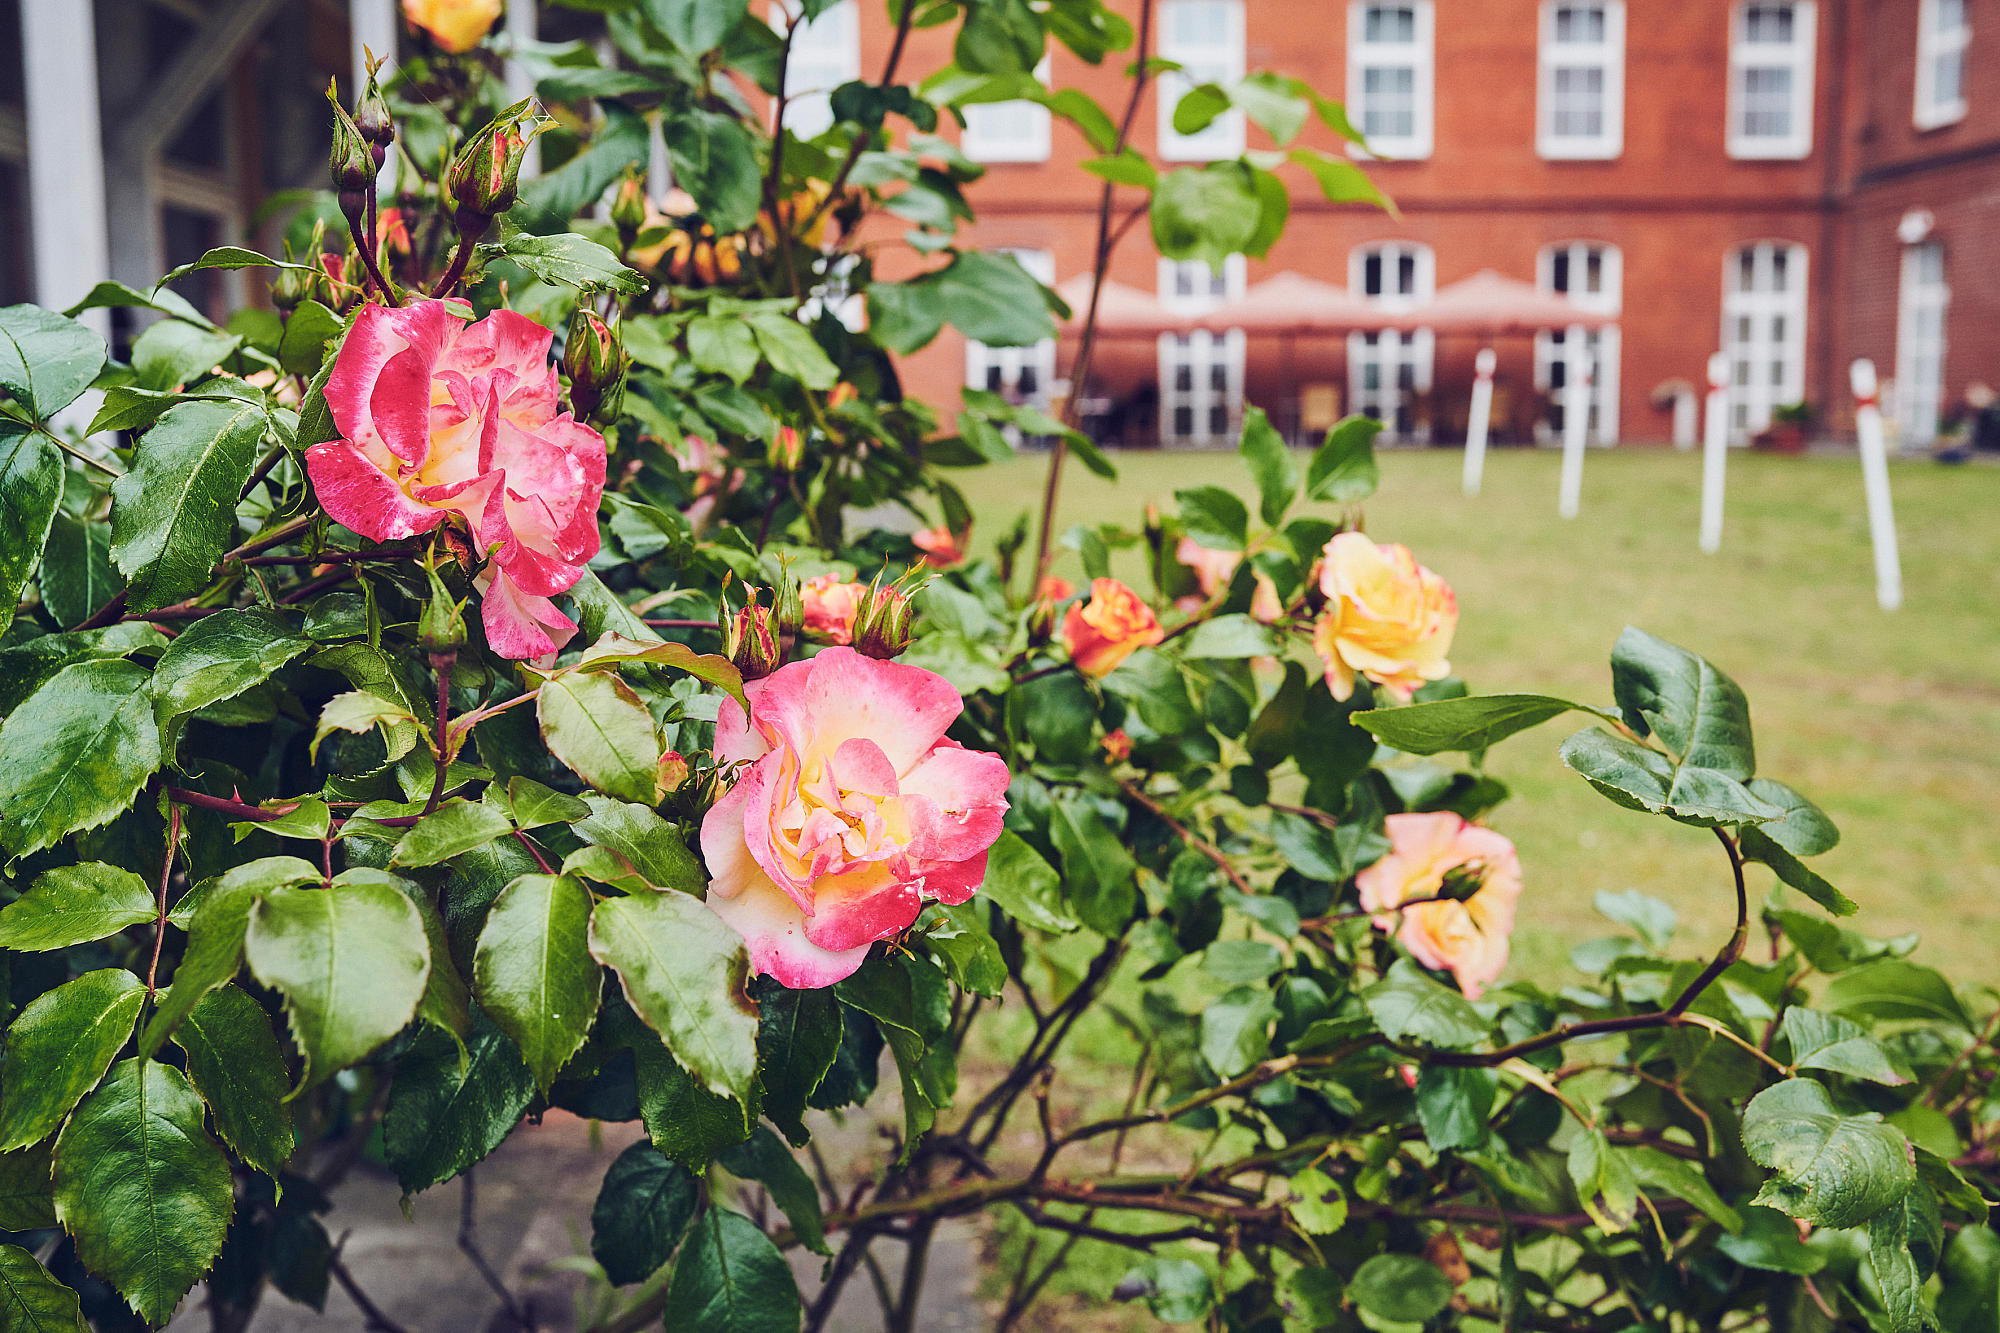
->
111;0;288;165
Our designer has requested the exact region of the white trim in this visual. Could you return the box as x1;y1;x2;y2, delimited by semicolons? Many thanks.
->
1534;241;1623;442
21;0;111;320
962;58;1053;163
1538;2;1625;159
1157;0;1246;161
1721;241;1809;438
1348;241;1435;439
1726;2;1816;160
1914;0;1970;129
1157;257;1245;446
779;1;861;140
1894;241;1948;444
1348;2;1434;160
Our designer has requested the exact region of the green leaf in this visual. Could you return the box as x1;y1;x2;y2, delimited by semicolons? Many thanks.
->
1741;1077;1915;1228
1567;1129;1638;1230
1171;81;1233;135
624;1015;752;1169
380;1015;536;1195
718;1126;828;1255
863;278;947;356
1822;959;1974;1031
1625;1145;1742;1231
0;659;162;857
1200;985;1278;1078
1013;670;1095;764
1415;1063;1496;1151
0;862;156;951
1151;164;1263;268
1747;777;1840;856
1740;825;1858;916
755;986;841;1147
1869;1197;1931;1333
0;969;145;1151
1937;1225;2000;1333
491;776;591;831
1716;1204;1827;1273
1080;148;1157;188
834;954;949;1157
1363;958;1487;1049
139;867;289;1058
1356;693;1596;755
277;299;343;377
1180;614;1282;659
923;903;1006;998
0;1144;56;1231
747;314;838;390
590;891;759;1107
154;245;320;290
538;668;665;805
245;878;431;1090
110;398;265;611
1290;147;1396;210
572;797;707;895
687;316;761;384
52;1059;232;1326
1047;793;1137;936
659;1206;802;1333
590;1139;698;1286
391;800;514;868
1348;1253;1452;1323
932;251;1058;348
1610;626;1757;779
0;427;61;635
1781;1007;1912;1085
311;688;421;764
38;509;118;630
0;1243;86;1331
1125;1256;1214;1322
1232;72;1310;144
1558;725;1780;828
1236;406;1296;524
131;319;239;392
649;0;750;55
172;984;294;1180
1175;484;1249;551
481;228;645;294
1305;415;1383;503
149;608;306;741
0;305;107;419
474;873;602;1093
977;831;1078;933
664;109;761;233
1287;1166;1347;1234
576;633;748;709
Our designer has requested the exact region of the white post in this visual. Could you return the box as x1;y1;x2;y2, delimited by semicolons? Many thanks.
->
1673;385;1698;448
505;0;541;178
21;0;111;330
1557;339;1590;518
1851;359;1904;611
1462;347;1496;498
1699;352;1730;553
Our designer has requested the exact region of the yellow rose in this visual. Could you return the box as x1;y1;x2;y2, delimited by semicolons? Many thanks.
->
1312;532;1456;702
403;0;502;53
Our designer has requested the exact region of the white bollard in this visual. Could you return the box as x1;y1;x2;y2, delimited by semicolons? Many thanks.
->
1462;347;1496;498
1851;360;1904;611
1557;341;1590;519
1699;352;1730;553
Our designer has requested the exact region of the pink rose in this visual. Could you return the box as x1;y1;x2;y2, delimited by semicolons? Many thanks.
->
304;300;607;659
801;573;867;645
700;648;1011;988
912;524;968;568
1357;812;1523;999
1177;537;1285;624
1312;533;1456;702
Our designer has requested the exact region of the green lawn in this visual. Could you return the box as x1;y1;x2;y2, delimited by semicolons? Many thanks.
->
954;445;2000;981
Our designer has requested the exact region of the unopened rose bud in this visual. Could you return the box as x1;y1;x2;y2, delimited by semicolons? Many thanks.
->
355;64;395;163
326;82;374;195
418;560;467;653
851;576;916;660
610;172;648;238
767;425;803;472
656;750;690;797
771;570;804;641
828;382;857;409
564;306;626;424
725;598;783;680
446;99;543;231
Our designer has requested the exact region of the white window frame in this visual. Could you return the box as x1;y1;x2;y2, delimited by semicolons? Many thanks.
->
1914;0;1970;129
1534;241;1623;444
963;58;1054;162
1895;242;1949;445
1348;2;1435;160
1721;241;1810;439
778;1;861;141
1726;2;1817;160
1157;256;1246;447
1538;2;1625;159
1348;241;1435;440
966;249;1057;411
1157;1;1246;161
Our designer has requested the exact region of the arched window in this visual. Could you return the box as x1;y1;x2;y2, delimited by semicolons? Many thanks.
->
1721;241;1809;436
1349;242;1435;440
1157;256;1246;446
1896;242;1948;445
1535;241;1623;443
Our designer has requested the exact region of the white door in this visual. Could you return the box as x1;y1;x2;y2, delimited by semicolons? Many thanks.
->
1535;241;1622;443
1158;257;1245;447
1722;241;1808;438
1895;242;1947;445
1349;242;1434;440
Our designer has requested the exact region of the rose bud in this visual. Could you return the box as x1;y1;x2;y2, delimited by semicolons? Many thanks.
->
912;524;967;569
1101;729;1133;763
326;83;373;193
355;63;395;162
725;593;783;680
564;306;626;425
656;750;690;796
610;171;648;238
851;577;916;660
828;382;857;409
417;559;468;655
446;100;541;233
1062;577;1164;678
767;425;803;472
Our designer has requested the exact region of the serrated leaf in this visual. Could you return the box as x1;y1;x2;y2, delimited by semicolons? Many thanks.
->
1610;627;1757;778
1782;1008;1913;1085
0;1144;56;1232
1047;793;1136;936
1180;614;1282;659
1305;415;1382;503
755;986;841;1147
577;633;747;709
663;109;761;233
311;689;421;763
976;831;1077;933
1415;1063;1496;1151
0;969;146;1152
380;1015;535;1195
717;1126;828;1255
1200;985;1278;1078
1822;959;1974;1032
149;608;306;745
38;509;118;630
172;984;294;1179
140;868;287;1059
747;314;838;391
1236;406;1296;524
0;305;107;419
659;1206;802;1333
1559;725;1780;828
52;1059;232;1326
1348;1253;1451;1323
480;229;645;293
1745;777;1840;856
0;862;157;951
474;873;602;1092
1363;958;1487;1049
1175;484;1249;551
1741;1077;1915;1229
0;1243;85;1331
590;1140;698;1286
0;659;162;857
391;800;513;868
1356;693;1598;755
590;891;758;1107
573;797;708;895
1740;825;1858;916
492;776;590;831
0;427;61;635
1625;1144;1742;1231
1567;1129;1638;1231
110;399;265;611
245;878;431;1090
538;668;665;805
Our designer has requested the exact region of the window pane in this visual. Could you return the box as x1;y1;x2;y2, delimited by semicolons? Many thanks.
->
1397;253;1417;295
1935;52;1963;104
1361;65;1416;139
1365;5;1416;42
1551;251;1571;292
1553;66;1605;137
1584;249;1603;293
1363;254;1383;296
1555;4;1606;43
1174;406;1194;435
1210;404;1228;433
1745;4;1795;42
1771;247;1789;290
1938;0;1966;27
1742;66;1794;138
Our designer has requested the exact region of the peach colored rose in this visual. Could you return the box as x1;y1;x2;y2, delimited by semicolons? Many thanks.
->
1312;532;1456;702
1062;578;1164;678
912;525;968;568
304;299;606;658
403;0;501;53
1101;729;1133;762
1177;537;1285;624
1357;812;1522;999
801;574;866;644
1035;576;1075;603
700;648;1011;988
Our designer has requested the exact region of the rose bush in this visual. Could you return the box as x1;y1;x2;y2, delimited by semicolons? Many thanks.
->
0;4;1989;1333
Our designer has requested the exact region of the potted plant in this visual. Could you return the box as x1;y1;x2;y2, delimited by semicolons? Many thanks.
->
1755;400;1813;452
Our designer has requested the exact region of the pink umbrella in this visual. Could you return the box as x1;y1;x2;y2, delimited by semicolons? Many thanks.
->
1190;271;1400;333
1390;269;1613;335
1053;275;1189;336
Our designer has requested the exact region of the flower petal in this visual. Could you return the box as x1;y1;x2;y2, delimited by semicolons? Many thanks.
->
304;440;449;542
476;564;577;659
704;865;872;989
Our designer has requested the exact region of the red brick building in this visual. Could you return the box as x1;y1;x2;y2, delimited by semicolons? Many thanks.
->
798;0;1998;446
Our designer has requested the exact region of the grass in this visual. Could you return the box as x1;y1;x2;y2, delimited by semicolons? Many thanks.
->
953;445;2000;983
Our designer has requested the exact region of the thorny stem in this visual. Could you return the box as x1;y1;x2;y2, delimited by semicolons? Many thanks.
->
424;651;456;815
1118;777;1253;898
145;802;183;999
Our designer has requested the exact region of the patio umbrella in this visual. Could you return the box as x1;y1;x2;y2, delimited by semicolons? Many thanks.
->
1390;268;1612;335
1053;275;1188;336
1189;271;1398;333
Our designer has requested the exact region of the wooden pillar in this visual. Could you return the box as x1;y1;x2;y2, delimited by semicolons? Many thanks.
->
20;0;111;327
